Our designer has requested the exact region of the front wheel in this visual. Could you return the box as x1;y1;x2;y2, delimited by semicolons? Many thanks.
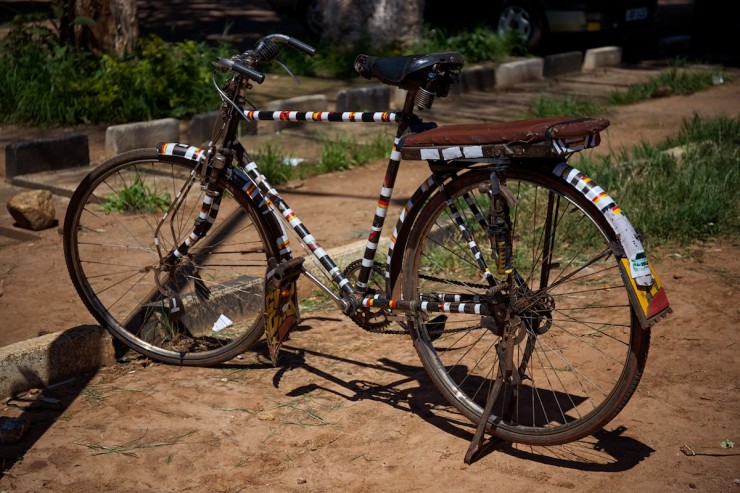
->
402;165;650;445
63;149;279;366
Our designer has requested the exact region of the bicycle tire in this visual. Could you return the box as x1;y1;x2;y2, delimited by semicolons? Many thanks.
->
401;165;650;445
63;149;279;366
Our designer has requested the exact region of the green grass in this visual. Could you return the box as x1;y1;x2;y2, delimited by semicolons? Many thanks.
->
1;13;520;125
528;63;724;118
574;113;740;246
528;94;607;118
251;131;393;186
102;177;172;214
0;14;231;125
607;64;721;105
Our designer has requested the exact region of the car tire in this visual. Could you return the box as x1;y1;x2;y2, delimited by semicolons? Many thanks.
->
496;0;547;53
303;0;323;36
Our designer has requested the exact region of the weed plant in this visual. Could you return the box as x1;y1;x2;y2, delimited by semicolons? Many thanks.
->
575;114;739;245
251;131;392;186
608;64;721;106
101;177;171;214
528;95;606;118
2;14;519;124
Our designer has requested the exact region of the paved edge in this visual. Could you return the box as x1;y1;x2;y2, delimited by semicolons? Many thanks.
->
0;38;689;399
0;325;116;399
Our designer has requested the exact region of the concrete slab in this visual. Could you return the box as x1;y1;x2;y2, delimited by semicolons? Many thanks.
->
494;58;544;88
5;134;89;178
582;46;623;70
0;325;116;399
105;118;180;157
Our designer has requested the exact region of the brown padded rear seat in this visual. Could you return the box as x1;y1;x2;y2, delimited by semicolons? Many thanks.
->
397;116;610;161
401;117;610;147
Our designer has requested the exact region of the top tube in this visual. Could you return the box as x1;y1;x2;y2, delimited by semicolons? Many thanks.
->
241;110;400;123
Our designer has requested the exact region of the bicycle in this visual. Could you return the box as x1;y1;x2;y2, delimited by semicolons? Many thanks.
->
63;33;672;462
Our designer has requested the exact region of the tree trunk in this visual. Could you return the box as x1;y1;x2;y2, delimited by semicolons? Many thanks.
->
74;0;139;56
319;0;425;51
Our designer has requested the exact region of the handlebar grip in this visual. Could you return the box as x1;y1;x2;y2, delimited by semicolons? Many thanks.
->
286;37;316;57
233;63;266;84
217;57;266;84
261;33;316;57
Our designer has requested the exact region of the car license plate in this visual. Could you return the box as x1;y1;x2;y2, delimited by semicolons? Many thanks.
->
625;7;648;21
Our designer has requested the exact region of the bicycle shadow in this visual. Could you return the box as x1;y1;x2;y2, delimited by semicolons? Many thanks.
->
246;317;655;470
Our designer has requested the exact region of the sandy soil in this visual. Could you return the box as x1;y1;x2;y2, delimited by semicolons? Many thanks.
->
0;77;739;492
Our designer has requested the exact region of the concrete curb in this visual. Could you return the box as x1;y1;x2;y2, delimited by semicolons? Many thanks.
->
0;325;116;399
1;45;628;173
4;134;89;179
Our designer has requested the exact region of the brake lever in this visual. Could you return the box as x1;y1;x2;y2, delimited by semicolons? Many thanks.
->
273;58;300;85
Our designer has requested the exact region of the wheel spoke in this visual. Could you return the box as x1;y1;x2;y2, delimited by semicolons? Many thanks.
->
64;152;276;365
403;167;649;444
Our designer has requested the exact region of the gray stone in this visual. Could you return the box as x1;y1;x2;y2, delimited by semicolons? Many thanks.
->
457;65;496;93
6;189;56;231
0;326;116;400
105;118;180;156
495;58;544;88
658;35;692;57
582;46;622;71
189;112;258;146
190;111;221;146
4;134;89;178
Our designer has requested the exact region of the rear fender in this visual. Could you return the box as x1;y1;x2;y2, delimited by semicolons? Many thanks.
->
552;162;671;327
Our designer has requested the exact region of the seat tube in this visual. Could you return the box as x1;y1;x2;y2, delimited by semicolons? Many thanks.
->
354;151;401;295
353;116;411;295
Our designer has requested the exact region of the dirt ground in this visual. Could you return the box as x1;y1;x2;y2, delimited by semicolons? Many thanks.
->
0;78;739;492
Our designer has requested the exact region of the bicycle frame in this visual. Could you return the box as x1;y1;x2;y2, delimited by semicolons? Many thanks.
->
235;109;497;318
158;74;670;335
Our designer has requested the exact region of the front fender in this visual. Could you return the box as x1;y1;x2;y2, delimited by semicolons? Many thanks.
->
156;142;292;262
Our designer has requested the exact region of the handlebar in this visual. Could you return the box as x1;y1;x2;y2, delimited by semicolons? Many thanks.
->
216;57;266;84
261;33;316;57
214;33;316;84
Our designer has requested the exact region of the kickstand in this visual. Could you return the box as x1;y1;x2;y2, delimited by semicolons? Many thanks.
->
464;377;502;464
465;338;517;464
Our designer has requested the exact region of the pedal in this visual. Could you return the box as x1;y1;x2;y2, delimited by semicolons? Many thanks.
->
264;257;305;366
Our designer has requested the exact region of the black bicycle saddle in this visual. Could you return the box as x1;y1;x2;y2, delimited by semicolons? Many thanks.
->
354;52;464;89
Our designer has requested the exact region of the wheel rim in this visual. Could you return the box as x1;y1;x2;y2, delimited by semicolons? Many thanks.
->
65;156;274;364
404;168;645;442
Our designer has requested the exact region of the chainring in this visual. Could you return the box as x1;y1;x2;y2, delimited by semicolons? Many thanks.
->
342;259;397;333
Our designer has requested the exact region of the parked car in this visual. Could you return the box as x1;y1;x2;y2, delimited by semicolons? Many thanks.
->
267;0;324;37
425;0;659;53
266;0;659;54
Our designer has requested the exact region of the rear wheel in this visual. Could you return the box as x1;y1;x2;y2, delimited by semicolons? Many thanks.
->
63;149;278;365
402;165;650;445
